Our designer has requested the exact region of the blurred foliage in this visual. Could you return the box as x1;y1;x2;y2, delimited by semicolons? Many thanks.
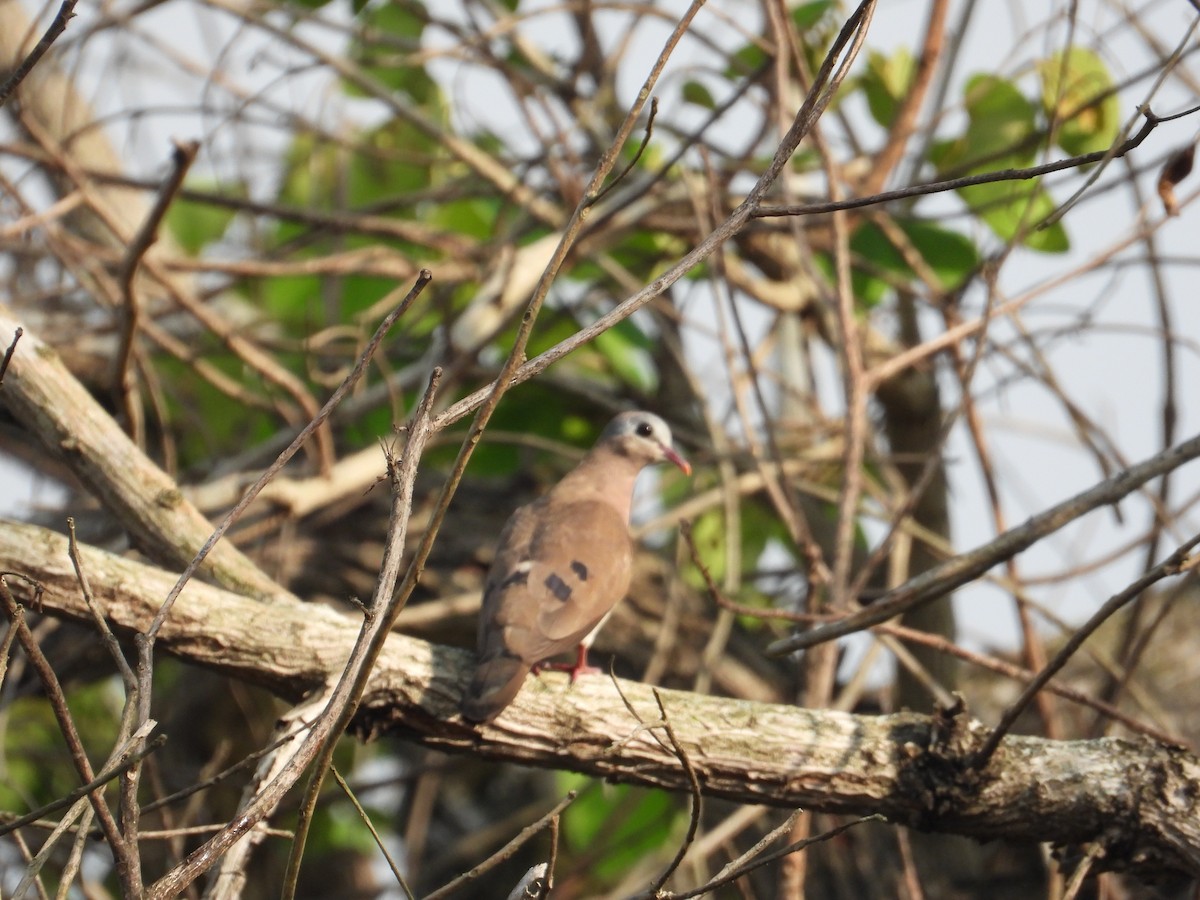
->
861;48;916;129
1038;47;1122;156
156;7;1115;476
556;774;687;890
0;683;122;810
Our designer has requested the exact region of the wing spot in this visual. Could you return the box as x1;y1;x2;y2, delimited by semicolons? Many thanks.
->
570;560;589;581
544;572;572;602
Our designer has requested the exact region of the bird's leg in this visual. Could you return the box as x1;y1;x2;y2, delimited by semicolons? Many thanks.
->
532;644;603;682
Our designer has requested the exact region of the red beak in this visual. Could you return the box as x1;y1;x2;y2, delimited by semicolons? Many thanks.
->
663;446;691;476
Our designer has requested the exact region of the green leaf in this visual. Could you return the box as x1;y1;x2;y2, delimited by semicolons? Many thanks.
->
573;228;685;283
461;384;577;477
792;0;835;30
278;132;333;208
930;74;1037;173
429;196;499;240
927;73;1068;252
158;349;278;465
166;188;239;255
861;49;915;129
1038;47;1121;156
901;220;979;287
308;800;379;856
345;4;439;105
789;147;821;173
847;226;902;305
681;79;715;110
557;779;682;885
849;220;980;295
594;323;658;393
684;499;789;590
346;120;438;202
725;41;768;78
727;584;789;632
262;271;321;324
524;310;583;358
686;508;728;586
960;180;1070;252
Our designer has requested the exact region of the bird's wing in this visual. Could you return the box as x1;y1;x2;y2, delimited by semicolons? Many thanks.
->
479;498;633;665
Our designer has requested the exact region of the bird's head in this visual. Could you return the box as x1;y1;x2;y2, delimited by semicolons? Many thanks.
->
601;411;691;476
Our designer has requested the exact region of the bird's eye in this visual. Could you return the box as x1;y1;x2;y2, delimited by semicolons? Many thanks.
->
636;421;654;438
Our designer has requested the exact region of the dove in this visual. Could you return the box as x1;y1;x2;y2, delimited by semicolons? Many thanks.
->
460;411;691;724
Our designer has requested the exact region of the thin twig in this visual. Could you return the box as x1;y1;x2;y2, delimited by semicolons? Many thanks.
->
859;0;948;195
0;612;15;686
145;276;432;900
972;537;1200;768
146;270;431;642
706;809;805;888
69;515;149;886
332;765;415;900
642;690;704;896
1092;151;1181;735
422;792;578;900
56;801;94;898
895;826;927;900
1061;842;1105;900
0;578;136;893
0;327;21;384
767;429;1200;656
591;97;660;205
542;814;560;900
0;735;165;838
753;112;1159;220
112;139;199;445
0;0;77;109
15;793;88;899
281;366;443;897
823;0;877;628
665;815;885;900
66;518;135;687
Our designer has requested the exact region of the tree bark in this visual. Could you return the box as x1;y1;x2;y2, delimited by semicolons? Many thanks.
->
2;520;1197;880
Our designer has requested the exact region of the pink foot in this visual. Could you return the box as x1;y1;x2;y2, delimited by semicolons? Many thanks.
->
532;645;601;683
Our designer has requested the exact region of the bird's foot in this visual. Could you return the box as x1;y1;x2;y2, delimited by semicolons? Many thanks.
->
534;660;603;682
532;646;600;683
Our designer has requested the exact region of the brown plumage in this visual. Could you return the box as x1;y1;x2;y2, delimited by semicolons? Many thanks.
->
460;411;691;724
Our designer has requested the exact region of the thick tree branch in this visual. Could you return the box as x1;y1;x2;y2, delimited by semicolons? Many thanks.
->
0;305;286;601
1;520;1197;880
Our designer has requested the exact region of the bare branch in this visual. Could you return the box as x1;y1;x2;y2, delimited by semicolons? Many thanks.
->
767;430;1200;655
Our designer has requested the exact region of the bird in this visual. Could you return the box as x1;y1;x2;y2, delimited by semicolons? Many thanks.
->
460;410;691;724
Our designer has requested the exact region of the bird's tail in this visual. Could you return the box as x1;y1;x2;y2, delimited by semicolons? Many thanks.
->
461;654;530;724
